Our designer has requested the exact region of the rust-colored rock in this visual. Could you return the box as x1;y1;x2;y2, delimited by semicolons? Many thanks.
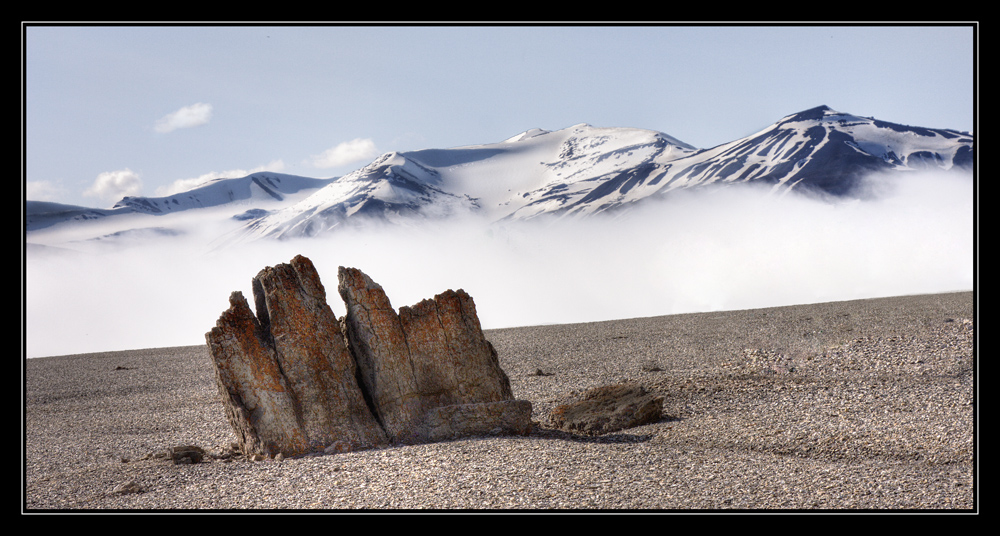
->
548;383;663;436
336;266;422;443
206;256;386;458
338;266;524;444
420;399;534;443
206;255;531;457
206;291;309;457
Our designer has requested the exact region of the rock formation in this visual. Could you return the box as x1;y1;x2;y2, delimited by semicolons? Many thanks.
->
206;255;531;458
547;383;663;436
338;266;524;444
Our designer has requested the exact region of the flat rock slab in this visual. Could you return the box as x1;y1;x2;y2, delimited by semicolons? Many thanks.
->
548;383;664;436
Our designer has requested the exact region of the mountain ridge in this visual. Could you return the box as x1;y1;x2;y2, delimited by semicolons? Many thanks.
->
25;105;973;247
238;105;971;241
25;172;335;232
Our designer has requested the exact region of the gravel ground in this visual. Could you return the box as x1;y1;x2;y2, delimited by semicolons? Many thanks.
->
24;291;976;512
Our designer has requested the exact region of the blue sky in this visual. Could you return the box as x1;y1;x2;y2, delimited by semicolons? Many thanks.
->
24;24;975;208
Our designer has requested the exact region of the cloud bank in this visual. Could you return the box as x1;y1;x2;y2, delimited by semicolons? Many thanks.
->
310;138;378;168
25;180;67;202
154;102;213;133
24;170;974;358
83;168;142;204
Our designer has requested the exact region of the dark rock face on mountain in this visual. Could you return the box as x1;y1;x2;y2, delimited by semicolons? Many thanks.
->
556;104;975;211
701;105;975;197
205;255;531;458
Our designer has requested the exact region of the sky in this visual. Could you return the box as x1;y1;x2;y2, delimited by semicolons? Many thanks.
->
24;24;975;208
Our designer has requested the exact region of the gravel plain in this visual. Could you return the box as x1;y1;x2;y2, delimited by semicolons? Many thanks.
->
24;291;976;512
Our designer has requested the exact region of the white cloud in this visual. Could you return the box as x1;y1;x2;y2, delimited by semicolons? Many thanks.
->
84;168;143;203
154;103;213;133
26;180;67;202
154;160;287;197
310;138;377;168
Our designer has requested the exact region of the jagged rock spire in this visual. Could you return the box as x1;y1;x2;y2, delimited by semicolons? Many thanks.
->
206;255;531;458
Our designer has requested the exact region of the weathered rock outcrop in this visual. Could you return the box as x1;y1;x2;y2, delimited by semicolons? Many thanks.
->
206;255;531;458
206;256;388;457
338;267;524;443
547;383;663;436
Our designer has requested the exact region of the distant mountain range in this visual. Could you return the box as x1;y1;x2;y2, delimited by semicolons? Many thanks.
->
25;105;973;248
25;173;334;232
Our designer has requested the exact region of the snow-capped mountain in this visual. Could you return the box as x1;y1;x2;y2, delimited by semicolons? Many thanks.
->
661;105;974;197
232;152;484;239
234;105;972;241
112;172;334;216
25;172;334;232
26;106;973;248
227;124;697;242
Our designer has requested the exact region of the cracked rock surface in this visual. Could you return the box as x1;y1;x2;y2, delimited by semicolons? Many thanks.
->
206;255;530;457
339;266;520;444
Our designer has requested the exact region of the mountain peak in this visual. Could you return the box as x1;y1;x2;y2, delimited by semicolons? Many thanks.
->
504;128;550;143
785;105;837;122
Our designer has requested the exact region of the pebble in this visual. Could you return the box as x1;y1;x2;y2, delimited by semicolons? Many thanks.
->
24;292;974;511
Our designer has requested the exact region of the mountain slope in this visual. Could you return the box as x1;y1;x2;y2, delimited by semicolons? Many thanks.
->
25;172;334;232
113;172;334;215
232;123;701;241
501;105;973;220
657;105;974;195
237;105;972;241
233;152;482;240
26;105;973;247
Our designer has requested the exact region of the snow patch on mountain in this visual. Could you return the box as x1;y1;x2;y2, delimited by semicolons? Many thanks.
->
246;122;701;240
24;172;336;252
26;105;973;250
111;172;335;215
226;152;482;242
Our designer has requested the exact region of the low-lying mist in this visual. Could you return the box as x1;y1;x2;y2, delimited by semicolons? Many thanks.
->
25;170;974;358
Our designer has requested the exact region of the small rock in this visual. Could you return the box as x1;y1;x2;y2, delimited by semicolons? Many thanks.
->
170;445;206;464
112;480;143;495
548;383;664;436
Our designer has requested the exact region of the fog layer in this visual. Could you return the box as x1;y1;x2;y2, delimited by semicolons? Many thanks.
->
25;170;974;358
